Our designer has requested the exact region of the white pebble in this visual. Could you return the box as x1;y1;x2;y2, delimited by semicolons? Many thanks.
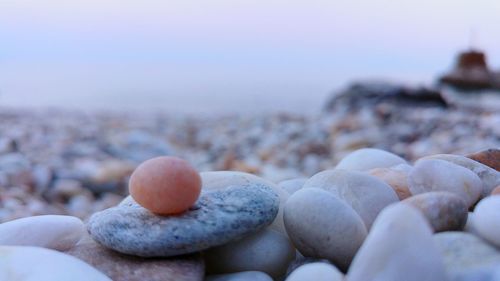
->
286;262;343;281
0;215;84;251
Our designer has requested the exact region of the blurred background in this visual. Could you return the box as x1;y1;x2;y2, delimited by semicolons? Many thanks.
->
0;1;498;222
1;0;499;114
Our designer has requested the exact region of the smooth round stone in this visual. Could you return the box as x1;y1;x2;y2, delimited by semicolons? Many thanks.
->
0;246;111;281
468;148;500;171
129;156;202;215
347;204;447;281
278;178;307;195
0;215;84;251
87;181;279;257
284;188;367;271
286;263;344;281
286;255;332;277
201;171;289;236
423;154;500;197
408;159;482;208
206;271;273;281
473;196;500;248
205;229;296;279
434;231;500;281
335;148;407;171
369;167;411;200
303;169;399;229
402;192;468;232
66;235;204;281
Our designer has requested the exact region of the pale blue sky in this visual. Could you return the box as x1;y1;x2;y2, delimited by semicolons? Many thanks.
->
1;0;499;113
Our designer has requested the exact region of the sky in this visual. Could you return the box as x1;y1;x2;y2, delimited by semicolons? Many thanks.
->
1;0;499;114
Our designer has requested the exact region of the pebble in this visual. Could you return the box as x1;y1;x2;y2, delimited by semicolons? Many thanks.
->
205;271;273;281
402;192;468;232
491;185;500;196
434;231;500;281
472;196;500;248
0;215;84;251
284;188;367;270
88;181;279;257
66;235;204;281
303;169;399;229
423;154;500;197
408;159;482;208
335;148;407;171
368;166;412;200
286;263;343;281
129;156;202;215
285;254;332;277
346;203;447;281
201;171;290;236
205;229;296;279
468;148;500;171
278;178;307;194
0;246;111;281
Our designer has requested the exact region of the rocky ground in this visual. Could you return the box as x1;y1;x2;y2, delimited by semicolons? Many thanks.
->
0;82;498;223
0;82;499;280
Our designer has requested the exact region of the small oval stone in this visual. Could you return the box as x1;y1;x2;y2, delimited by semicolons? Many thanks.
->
205;229;295;279
286;263;343;281
206;271;273;281
346;204;447;281
335;148;407;171
0;215;84;251
284;188;367;271
408;159;482;208
402;192;468;232
304;169;399;229
473;196;500;248
0;246;111;281
423;154;500;197
129;156;202;215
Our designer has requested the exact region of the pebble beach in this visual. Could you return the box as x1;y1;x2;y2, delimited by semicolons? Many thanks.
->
0;83;499;281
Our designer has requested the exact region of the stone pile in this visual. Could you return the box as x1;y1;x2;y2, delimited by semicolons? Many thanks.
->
0;147;498;281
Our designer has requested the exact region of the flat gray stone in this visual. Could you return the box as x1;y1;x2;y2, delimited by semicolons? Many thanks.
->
87;183;279;257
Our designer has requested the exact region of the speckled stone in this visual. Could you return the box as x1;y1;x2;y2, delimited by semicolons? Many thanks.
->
402;192;468;232
200;171;290;236
87;183;279;257
434;231;500;281
66;236;204;281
